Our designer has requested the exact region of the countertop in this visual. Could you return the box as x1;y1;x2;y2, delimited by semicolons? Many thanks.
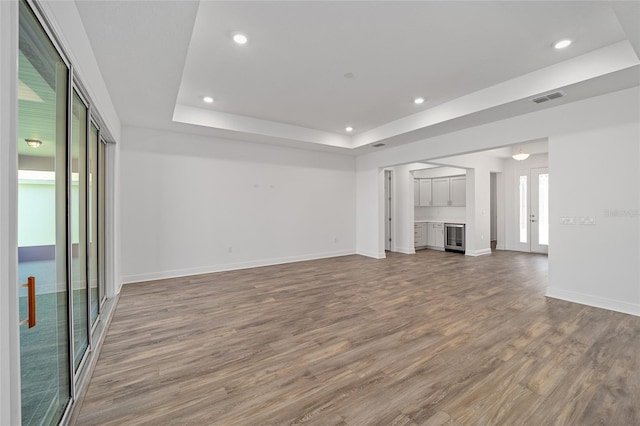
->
415;218;465;224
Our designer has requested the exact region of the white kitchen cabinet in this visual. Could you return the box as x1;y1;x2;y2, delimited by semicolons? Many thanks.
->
419;179;432;206
433;223;445;248
431;176;466;207
426;222;445;249
414;223;427;247
432;178;450;206
450;176;466;206
414;179;420;207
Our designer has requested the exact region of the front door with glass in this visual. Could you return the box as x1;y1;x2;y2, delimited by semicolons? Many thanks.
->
517;167;549;254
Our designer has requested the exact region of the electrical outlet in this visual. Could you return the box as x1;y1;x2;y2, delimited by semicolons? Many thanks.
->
560;217;576;225
579;217;596;226
228;246;233;253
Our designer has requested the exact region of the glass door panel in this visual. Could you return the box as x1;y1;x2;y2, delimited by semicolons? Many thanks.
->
89;123;99;325
18;1;70;424
71;90;88;371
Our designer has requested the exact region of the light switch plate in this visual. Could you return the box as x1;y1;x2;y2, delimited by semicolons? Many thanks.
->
560;216;576;225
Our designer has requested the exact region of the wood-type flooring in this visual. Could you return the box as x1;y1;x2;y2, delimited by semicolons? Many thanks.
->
75;250;640;425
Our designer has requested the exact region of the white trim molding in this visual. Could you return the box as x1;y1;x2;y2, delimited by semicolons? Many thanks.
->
122;250;357;284
394;247;416;255
546;287;640;317
466;248;492;257
0;1;20;423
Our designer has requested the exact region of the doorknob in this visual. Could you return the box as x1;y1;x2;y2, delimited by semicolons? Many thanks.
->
531;219;537;223
20;276;36;328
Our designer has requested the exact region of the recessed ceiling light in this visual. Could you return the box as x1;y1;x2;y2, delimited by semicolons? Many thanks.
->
203;96;214;104
414;97;425;105
345;126;353;132
232;32;248;45
554;39;572;49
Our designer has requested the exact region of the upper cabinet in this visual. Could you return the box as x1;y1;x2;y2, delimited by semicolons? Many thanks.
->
414;178;432;207
419;179;432;206
450;176;466;206
431;176;466;206
432;178;449;206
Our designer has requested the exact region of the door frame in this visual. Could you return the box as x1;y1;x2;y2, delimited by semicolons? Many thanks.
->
384;170;392;251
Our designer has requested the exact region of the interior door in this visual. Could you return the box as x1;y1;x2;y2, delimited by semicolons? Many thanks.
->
18;2;71;423
516;167;549;253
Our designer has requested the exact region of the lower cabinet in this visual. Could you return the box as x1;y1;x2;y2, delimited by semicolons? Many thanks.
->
415;222;444;249
428;223;445;249
414;223;428;247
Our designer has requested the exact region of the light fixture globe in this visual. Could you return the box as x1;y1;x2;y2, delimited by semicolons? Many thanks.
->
25;138;42;148
512;149;530;161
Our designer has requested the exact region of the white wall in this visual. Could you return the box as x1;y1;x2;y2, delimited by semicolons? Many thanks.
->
547;121;640;315
389;164;415;254
412;167;466;178
356;87;640;315
119;126;356;284
415;206;466;221
356;167;385;258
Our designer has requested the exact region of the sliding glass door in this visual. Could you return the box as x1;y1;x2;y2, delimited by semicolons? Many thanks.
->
71;90;89;371
17;1;110;424
89;123;100;325
17;1;70;424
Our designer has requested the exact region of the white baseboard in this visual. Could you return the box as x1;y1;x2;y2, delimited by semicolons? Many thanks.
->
466;248;492;257
394;246;416;255
122;249;356;284
546;287;640;317
356;249;386;259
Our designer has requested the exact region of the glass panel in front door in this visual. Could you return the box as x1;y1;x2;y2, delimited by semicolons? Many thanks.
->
18;1;70;423
538;173;549;246
518;175;527;243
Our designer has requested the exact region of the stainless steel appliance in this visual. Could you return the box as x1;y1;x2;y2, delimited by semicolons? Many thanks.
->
444;223;465;253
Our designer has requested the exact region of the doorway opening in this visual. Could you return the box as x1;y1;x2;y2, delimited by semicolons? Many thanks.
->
384;170;392;251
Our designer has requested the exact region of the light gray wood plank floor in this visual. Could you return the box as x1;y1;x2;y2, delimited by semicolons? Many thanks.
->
75;250;640;425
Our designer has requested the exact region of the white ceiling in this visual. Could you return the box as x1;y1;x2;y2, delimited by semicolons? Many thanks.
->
75;1;640;154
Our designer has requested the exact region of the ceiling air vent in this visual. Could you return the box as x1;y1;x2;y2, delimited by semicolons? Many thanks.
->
531;91;566;104
372;143;386;148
